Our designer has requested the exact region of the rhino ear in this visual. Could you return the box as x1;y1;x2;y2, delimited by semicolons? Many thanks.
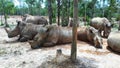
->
89;29;93;34
106;23;111;28
45;28;49;33
22;22;26;26
16;20;21;25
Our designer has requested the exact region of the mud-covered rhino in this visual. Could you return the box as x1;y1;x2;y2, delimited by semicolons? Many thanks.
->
29;25;72;49
29;26;103;49
5;21;44;42
107;31;120;52
22;14;49;26
77;26;103;48
90;17;113;38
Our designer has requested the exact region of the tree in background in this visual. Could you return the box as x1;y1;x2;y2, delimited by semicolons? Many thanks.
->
25;0;36;15
48;0;53;25
0;0;15;27
108;0;117;19
61;0;70;26
57;0;61;26
71;0;78;61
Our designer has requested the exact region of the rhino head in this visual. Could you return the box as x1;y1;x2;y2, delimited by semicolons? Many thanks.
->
88;26;103;49
22;14;31;21
103;18;113;37
5;20;26;38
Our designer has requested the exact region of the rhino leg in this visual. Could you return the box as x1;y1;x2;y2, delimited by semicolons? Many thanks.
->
19;37;29;42
43;42;56;47
19;35;30;42
103;31;105;37
31;44;40;49
17;35;22;41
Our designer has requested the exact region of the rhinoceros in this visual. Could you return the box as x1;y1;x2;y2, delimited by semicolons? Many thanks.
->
29;26;103;49
107;31;120;52
77;26;103;48
90;17;113;38
5;21;44;42
22;14;49;26
29;25;72;49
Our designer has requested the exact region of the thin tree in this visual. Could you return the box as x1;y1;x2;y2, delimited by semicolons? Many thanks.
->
48;0;52;25
61;0;69;26
71;0;78;61
57;0;61;26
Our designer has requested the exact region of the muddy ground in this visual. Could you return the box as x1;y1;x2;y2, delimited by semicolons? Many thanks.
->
0;16;120;68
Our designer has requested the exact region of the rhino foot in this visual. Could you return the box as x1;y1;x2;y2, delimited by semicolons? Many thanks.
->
95;45;102;49
19;37;28;42
31;45;41;49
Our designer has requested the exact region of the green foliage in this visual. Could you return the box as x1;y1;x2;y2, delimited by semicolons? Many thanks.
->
0;0;15;15
116;15;120;21
0;0;120;24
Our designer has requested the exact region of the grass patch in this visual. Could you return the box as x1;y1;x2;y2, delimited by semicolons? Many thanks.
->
0;48;7;56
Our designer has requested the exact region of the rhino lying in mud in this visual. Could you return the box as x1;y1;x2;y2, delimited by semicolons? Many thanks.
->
90;17;113;38
107;31;120;52
29;25;72;49
22;14;48;26
77;26;103;48
29;26;103;49
5;21;44;42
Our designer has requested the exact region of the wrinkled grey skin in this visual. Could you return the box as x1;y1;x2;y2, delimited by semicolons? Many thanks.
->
22;14;49;26
77;26;103;49
107;31;120;52
29;25;72;49
5;21;44;42
90;17;113;38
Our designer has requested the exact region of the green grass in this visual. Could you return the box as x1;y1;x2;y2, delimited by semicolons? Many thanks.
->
0;48;7;56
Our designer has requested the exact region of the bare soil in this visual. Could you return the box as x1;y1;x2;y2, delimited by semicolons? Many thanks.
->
0;16;120;68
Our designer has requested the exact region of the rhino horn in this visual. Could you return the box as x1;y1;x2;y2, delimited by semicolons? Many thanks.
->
4;27;10;34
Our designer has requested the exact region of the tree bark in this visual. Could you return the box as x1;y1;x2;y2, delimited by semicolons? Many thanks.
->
1;0;9;27
71;0;78;61
4;14;9;27
48;0;53;25
57;0;61;26
1;15;3;25
61;0;69;26
118;20;120;31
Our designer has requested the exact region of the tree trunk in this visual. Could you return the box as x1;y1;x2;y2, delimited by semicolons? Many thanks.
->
4;13;9;27
84;2;87;26
1;15;4;25
61;0;69;26
1;0;9;27
48;0;53;25
118;21;120;31
57;0;61;26
67;0;70;26
71;0;78;61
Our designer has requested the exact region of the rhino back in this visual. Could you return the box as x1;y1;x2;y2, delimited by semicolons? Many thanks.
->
77;27;88;42
58;27;72;44
90;17;104;29
21;24;43;39
25;16;48;25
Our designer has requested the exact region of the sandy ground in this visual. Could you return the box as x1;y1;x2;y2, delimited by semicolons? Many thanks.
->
0;16;120;68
